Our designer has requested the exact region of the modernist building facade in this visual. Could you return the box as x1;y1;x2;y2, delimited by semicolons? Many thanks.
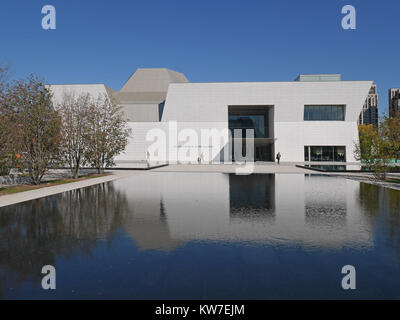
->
50;69;372;164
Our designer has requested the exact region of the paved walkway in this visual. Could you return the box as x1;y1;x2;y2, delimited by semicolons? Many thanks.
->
153;163;309;174
0;171;139;208
153;164;400;191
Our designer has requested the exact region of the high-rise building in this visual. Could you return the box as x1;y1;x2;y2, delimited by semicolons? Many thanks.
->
389;88;400;118
359;84;378;126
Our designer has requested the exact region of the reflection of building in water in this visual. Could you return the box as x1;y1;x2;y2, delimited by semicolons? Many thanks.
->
116;176;184;251
122;197;183;251
305;175;347;228
301;175;372;248
114;172;373;250
229;174;275;223
116;173;230;248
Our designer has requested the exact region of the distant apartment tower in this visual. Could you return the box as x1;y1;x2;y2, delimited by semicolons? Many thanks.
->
358;84;378;126
389;88;400;118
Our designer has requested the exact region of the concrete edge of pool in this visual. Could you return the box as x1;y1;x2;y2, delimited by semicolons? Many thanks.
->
0;171;139;208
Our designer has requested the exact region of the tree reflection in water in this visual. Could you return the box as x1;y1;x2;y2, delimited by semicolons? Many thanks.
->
0;182;128;297
359;183;400;261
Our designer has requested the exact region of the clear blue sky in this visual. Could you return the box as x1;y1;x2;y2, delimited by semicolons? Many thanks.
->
1;0;398;116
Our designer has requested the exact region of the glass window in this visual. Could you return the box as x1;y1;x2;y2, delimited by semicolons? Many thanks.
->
306;146;346;162
322;146;332;161
320;108;328;121
327;106;334;120
304;108;310;121
337;106;344;121
229;115;266;138
334;146;346;162
310;146;322;161
304;105;345;121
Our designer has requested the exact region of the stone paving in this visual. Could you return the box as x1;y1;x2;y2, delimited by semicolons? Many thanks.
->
153;163;309;174
153;163;400;191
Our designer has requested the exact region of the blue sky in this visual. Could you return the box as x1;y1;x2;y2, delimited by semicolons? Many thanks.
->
0;0;398;116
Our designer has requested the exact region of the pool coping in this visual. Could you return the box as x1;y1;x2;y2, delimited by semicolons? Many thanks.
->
0;171;138;208
296;164;400;173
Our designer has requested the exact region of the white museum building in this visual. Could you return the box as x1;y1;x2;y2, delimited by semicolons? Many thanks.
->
49;69;372;165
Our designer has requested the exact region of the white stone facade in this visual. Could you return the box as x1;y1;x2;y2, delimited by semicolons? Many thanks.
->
50;70;372;164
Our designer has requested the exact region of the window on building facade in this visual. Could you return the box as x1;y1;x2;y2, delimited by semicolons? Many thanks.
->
304;146;346;162
304;105;345;121
229;115;266;138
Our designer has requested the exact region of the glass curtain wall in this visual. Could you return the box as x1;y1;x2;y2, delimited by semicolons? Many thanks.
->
304;146;346;162
304;105;345;121
229;115;266;138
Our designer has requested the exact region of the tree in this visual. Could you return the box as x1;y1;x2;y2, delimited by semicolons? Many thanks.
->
354;124;379;166
0;63;15;175
84;94;131;173
355;120;400;181
57;92;91;179
0;102;17;176
0;63;10;92
380;116;400;161
6;75;62;184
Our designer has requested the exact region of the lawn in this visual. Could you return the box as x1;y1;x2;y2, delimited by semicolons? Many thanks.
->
385;178;400;184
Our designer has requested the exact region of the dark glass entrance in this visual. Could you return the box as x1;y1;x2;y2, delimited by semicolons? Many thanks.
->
228;106;274;162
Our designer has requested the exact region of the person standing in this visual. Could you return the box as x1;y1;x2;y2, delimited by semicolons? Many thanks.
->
146;150;150;167
276;152;281;165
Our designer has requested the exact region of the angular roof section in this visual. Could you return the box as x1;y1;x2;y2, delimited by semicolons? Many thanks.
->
112;91;167;104
120;68;189;93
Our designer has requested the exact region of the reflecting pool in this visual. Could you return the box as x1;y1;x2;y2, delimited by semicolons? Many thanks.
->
0;173;400;299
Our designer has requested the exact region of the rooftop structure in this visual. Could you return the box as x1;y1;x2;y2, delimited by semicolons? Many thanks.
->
295;74;342;82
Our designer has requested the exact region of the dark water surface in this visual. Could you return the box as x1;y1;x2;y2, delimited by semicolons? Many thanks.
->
1;173;400;299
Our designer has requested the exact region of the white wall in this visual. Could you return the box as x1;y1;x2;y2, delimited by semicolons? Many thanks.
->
121;103;160;122
160;81;372;163
275;122;360;162
115;121;228;163
50;80;372;163
115;122;169;163
49;84;109;106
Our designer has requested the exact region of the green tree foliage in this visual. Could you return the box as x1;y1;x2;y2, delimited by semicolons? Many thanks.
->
380;117;400;161
354;124;379;165
355;118;400;180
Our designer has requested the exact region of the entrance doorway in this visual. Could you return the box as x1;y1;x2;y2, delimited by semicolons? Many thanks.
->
228;105;275;162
